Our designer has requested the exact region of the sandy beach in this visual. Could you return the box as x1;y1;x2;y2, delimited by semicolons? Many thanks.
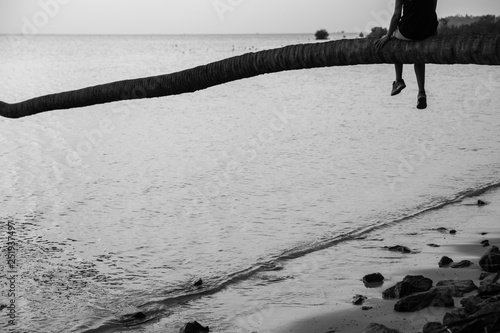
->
265;187;500;333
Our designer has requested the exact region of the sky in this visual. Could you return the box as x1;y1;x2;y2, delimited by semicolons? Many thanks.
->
0;0;499;35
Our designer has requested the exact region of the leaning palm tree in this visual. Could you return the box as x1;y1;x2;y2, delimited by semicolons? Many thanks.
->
1;34;499;119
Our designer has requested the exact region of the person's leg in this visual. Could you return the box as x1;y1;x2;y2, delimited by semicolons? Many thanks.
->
414;63;425;93
395;63;403;82
391;63;406;96
390;27;410;96
414;63;427;109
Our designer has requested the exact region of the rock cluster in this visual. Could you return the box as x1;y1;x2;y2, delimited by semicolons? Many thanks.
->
363;246;500;332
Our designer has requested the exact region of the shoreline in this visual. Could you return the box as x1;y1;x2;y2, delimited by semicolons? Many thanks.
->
264;188;500;333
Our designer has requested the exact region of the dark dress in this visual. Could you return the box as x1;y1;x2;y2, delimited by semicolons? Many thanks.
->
398;0;438;40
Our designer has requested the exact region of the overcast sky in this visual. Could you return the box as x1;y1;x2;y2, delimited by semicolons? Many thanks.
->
1;0;499;35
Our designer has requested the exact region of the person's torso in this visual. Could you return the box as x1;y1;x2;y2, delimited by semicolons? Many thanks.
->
399;0;438;40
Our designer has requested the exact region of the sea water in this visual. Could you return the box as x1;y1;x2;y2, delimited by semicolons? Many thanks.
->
0;34;499;332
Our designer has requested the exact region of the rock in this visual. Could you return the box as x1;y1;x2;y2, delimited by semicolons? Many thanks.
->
427;243;440;247
363;273;384;285
456;314;500;333
477;283;500;296
483;241;491;247
179;321;210;333
438;256;454;267
449;229;457;234
422;322;446;333
362;323;402;333
394;289;454;312
193;279;203;287
479;246;500;272
0;304;6;311
382;275;433;299
435;280;477;297
480;272;499;286
384;245;413;253
435;227;448;232
403;275;433;292
477;199;487;206
460;295;485;314
443;309;467;326
352;294;367;305
445;298;500;333
362;306;373;311
442;295;500;333
450;260;473;268
382;282;413;299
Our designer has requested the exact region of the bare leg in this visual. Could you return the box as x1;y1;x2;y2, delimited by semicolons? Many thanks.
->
414;63;427;109
395;63;403;82
414;63;426;93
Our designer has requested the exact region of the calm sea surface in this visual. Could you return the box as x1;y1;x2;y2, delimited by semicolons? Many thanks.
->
1;34;500;332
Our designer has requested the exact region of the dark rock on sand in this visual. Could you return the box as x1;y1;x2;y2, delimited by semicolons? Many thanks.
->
0;304;6;311
427;243;440;247
362;323;402;333
362;306;373;310
382;281;413;299
479;246;500;272
477;272;500;296
193;279;203;287
363;273;385;285
477;199;487;206
384;245;413;253
443;309;466;326
435;280;477;297
438;256;454;267
477;283;500;296
480;272;499;286
450;260;473;268
394;289;454;312
479;272;490;280
352;294;367;305
404;275;434;292
449;229;457;234
422;322;446;333
383;275;433;299
179;321;210;333
442;295;500;333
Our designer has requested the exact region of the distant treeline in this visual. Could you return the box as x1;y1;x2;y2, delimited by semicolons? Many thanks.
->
438;15;500;34
366;15;500;38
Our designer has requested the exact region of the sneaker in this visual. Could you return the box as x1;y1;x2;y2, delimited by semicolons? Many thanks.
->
417;92;427;109
391;80;406;96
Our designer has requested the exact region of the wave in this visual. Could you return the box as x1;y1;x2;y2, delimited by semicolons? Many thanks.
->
82;180;500;332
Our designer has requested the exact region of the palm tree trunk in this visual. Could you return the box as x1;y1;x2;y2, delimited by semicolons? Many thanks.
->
1;34;499;119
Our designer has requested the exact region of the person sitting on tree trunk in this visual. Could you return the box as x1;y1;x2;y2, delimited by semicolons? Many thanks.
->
375;0;438;109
